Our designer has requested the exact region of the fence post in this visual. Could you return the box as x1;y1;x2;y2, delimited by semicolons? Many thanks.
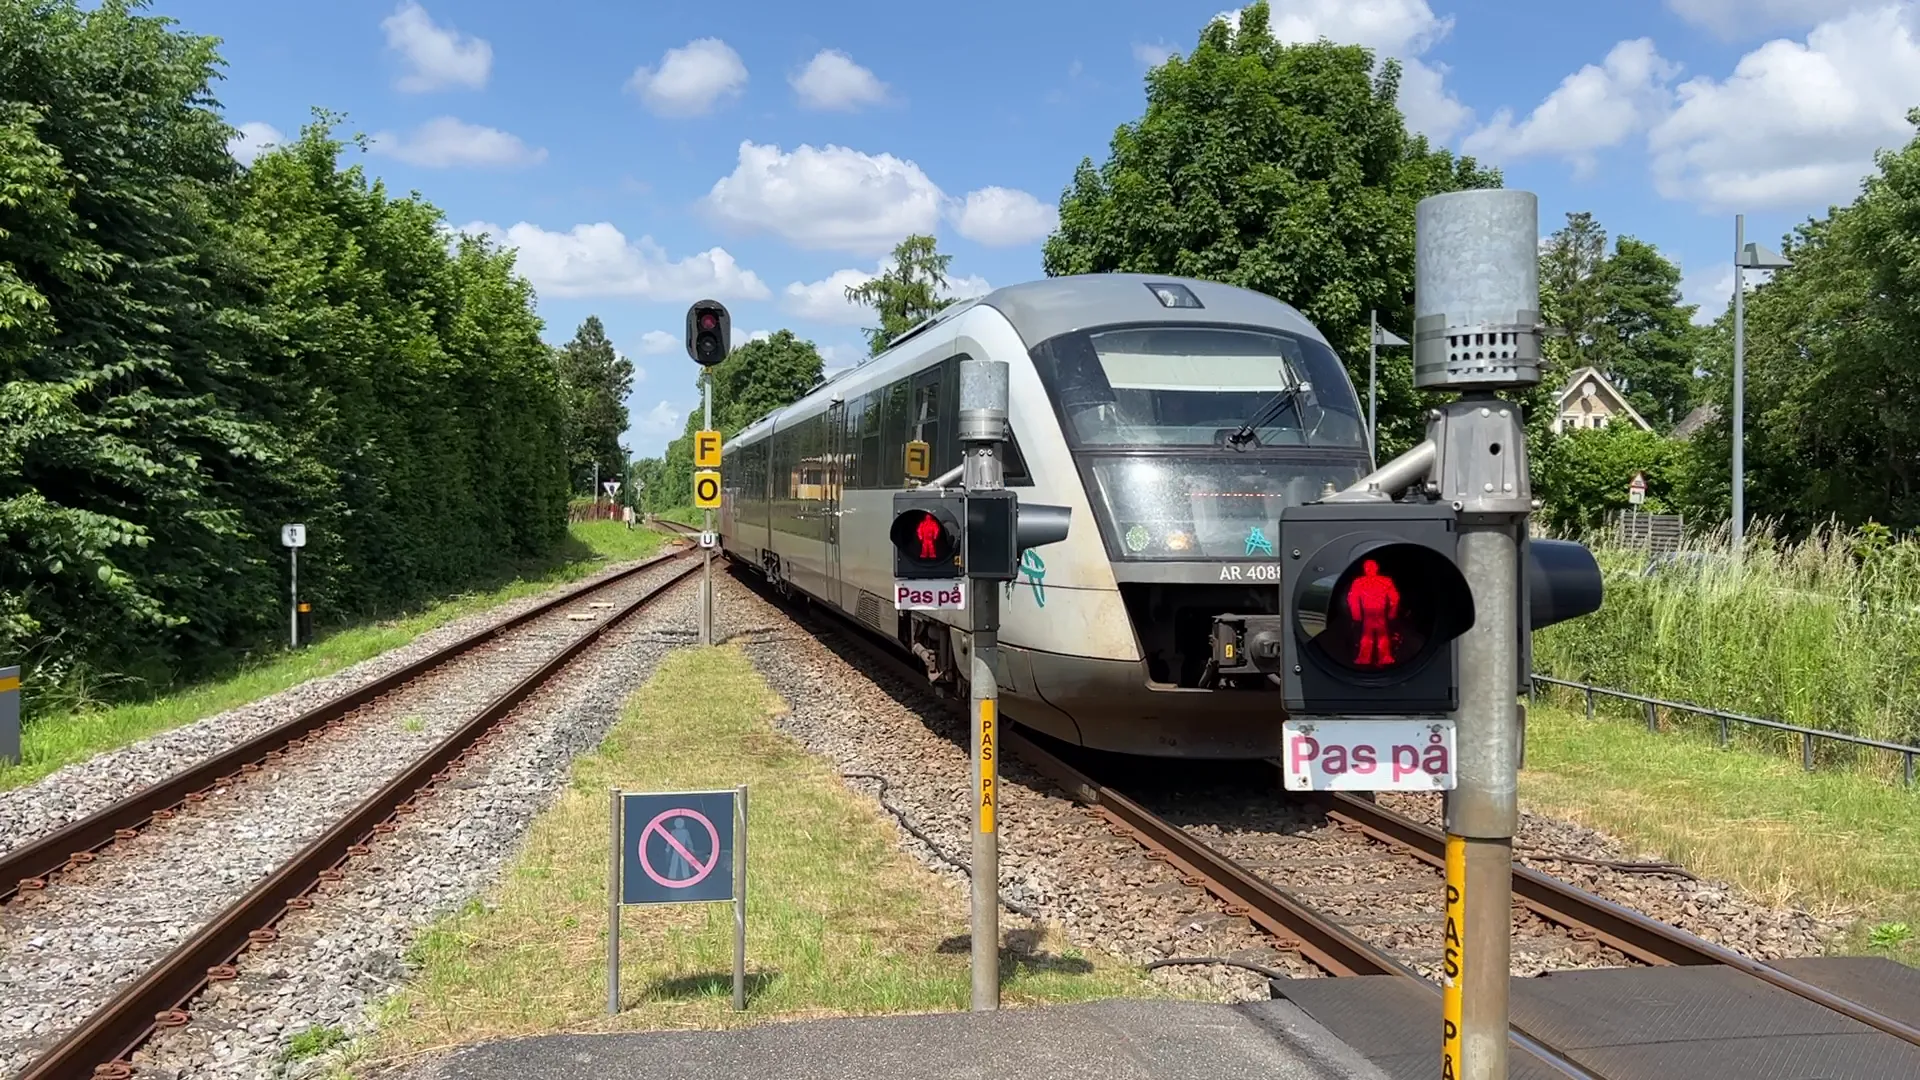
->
1906;752;1914;788
1585;685;1594;722
1802;732;1815;772
1645;700;1659;733
1718;716;1729;748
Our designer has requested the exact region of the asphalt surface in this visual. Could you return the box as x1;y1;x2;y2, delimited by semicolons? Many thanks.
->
390;999;1394;1080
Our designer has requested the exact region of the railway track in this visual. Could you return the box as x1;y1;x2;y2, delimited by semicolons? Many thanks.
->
695;534;1920;1077
4;547;699;1079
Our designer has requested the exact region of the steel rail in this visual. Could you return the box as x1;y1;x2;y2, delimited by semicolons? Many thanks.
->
1002;729;1599;1079
0;549;689;905
1317;789;1920;1050
19;559;701;1080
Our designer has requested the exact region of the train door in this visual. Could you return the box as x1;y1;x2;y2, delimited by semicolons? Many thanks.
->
823;398;846;610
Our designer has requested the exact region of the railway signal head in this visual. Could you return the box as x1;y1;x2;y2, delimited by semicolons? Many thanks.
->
1280;501;1475;715
890;490;968;579
685;300;731;368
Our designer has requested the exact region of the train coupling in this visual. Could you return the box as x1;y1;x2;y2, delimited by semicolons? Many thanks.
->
1207;615;1288;688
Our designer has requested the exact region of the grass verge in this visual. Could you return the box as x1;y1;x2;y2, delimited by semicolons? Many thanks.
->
360;646;1154;1065
0;521;670;791
1519;703;1920;967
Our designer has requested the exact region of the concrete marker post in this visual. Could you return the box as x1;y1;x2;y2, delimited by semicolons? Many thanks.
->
959;357;1008;1012
607;786;622;1015
0;666;20;767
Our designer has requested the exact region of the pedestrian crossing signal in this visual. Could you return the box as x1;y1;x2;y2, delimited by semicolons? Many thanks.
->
1281;503;1474;715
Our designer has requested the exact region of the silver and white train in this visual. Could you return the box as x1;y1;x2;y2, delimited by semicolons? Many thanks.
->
718;273;1376;758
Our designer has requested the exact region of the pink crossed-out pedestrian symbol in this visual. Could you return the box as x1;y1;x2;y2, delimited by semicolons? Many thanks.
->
638;807;721;888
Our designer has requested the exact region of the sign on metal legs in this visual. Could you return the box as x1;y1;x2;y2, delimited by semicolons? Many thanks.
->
281;523;306;649
609;787;748;1013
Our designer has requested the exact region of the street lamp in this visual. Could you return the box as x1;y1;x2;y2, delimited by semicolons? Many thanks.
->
1732;214;1792;554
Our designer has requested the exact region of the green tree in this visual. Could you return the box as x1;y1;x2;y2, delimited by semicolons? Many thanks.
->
707;329;825;430
553;315;633;493
1537;213;1699;431
1039;1;1499;457
0;0;571;721
1665;111;1920;535
1533;424;1683;536
635;330;826;512
846;234;956;356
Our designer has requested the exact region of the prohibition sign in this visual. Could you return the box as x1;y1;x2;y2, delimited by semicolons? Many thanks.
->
639;807;721;888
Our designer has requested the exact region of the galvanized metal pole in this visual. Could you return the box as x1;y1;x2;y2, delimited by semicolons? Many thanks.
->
733;784;748;1011
1368;308;1379;458
702;372;715;647
607;788;622;1015
959;357;1008;1012
1413;189;1543;1080
1732;213;1746;555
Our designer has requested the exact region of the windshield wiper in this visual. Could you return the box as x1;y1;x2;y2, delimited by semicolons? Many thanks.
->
1228;379;1314;449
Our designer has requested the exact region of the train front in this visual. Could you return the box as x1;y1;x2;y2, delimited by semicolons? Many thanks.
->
992;277;1373;758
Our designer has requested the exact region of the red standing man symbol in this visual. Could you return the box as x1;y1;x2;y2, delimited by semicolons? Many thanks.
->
1347;559;1401;666
915;514;942;560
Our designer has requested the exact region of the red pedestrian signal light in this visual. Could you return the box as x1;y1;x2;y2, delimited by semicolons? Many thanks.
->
890;493;967;579
1281;503;1475;715
685;300;731;368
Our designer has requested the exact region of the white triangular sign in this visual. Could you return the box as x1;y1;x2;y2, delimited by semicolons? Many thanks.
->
603;481;622;497
1373;326;1409;347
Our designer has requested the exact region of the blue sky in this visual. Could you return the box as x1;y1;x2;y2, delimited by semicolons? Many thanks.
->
179;0;1920;461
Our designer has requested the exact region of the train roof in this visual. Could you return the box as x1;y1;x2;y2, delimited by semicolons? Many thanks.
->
975;273;1329;350
731;273;1329;439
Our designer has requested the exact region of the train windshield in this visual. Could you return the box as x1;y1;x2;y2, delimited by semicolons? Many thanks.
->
1030;324;1366;449
1086;457;1367;560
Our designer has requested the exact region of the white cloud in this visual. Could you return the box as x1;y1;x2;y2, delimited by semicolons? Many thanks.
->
634;400;684;436
369;117;546;168
1214;1;1471;141
1648;4;1920;210
950;187;1059;247
703;141;945;255
791;49;890;110
784;268;881;325
229;121;283;165
1133;41;1177;67
1463;39;1681;176
943;274;993;301
637;330;679;354
382;2;491;92
783;263;994;326
458;220;770;301
627;38;748;117
702;141;1056;256
1666;0;1868;39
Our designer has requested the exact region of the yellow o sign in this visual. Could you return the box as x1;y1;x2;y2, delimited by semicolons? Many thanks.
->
694;469;722;508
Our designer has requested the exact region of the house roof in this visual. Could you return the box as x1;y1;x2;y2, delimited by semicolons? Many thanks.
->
1555;366;1652;431
1669;402;1720;440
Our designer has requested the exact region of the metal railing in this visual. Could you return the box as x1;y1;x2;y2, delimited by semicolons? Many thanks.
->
1530;674;1919;788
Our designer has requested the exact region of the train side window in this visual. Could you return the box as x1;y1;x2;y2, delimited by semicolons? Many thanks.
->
856;392;880;489
880;379;909;486
911;368;942;477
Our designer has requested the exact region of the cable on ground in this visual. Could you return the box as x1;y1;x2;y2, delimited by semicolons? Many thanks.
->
841;771;1042;920
1144;956;1293;982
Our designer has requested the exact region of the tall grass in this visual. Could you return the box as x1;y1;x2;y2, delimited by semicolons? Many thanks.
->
1535;521;1920;762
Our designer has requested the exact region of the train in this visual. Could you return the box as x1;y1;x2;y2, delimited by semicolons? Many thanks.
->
718;273;1377;758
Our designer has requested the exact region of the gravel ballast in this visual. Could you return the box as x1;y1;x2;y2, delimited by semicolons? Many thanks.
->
0;556;695;1078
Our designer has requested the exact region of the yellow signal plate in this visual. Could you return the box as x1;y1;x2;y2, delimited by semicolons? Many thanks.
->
693;469;722;508
905;439;930;479
694;429;722;469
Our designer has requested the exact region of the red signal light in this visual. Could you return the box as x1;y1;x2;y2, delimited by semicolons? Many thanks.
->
891;508;957;566
699;312;718;331
1344;559;1402;668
